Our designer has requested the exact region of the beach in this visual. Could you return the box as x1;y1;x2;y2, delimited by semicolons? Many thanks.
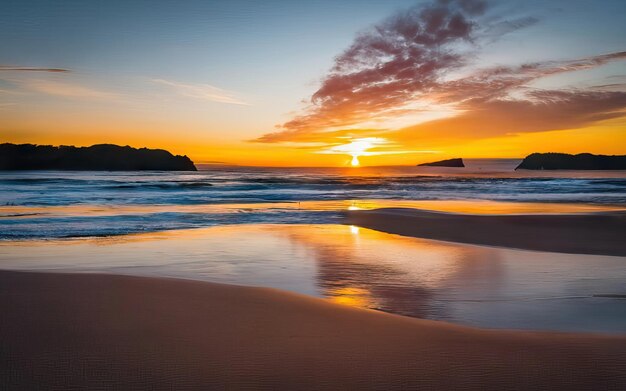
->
1;167;626;389
2;270;626;390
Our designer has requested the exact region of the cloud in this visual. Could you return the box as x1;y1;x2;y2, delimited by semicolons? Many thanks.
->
0;68;119;100
18;79;118;99
0;66;69;73
422;52;626;104
393;90;626;144
256;0;626;146
316;136;435;157
258;0;487;142
152;79;249;106
0;102;16;109
391;52;626;142
480;16;539;41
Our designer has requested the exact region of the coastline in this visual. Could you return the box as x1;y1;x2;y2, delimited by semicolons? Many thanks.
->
345;208;626;256
2;270;626;390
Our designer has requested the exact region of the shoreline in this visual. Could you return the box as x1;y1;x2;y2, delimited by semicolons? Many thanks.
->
2;270;626;390
345;208;626;256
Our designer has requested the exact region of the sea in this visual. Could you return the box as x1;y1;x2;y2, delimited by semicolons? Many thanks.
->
1;159;625;333
1;159;625;240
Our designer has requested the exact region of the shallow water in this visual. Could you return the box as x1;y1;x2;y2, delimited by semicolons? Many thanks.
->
2;224;624;334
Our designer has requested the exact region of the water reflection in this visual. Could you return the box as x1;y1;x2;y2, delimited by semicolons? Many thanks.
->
276;225;506;320
0;224;624;333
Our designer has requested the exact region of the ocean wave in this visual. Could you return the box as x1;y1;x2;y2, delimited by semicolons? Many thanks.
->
0;210;343;240
104;182;214;190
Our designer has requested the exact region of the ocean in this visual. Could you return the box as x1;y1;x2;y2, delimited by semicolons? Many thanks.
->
1;159;625;239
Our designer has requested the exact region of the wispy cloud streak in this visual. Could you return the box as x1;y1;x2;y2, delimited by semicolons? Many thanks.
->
17;79;118;99
0;66;69;73
153;79;249;106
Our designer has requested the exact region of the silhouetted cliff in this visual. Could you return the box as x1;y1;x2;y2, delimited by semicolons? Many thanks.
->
516;153;626;170
418;158;464;167
0;143;197;171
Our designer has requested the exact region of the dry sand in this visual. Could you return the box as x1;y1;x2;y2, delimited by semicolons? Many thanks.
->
1;270;625;390
345;208;626;256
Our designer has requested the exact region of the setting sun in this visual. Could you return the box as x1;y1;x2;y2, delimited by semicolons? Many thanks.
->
341;139;375;166
319;137;388;166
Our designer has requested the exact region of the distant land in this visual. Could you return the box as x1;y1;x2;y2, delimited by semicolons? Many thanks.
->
516;153;626;170
418;158;464;167
0;143;197;171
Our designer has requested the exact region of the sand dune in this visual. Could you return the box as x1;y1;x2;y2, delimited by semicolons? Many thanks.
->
1;271;625;390
345;208;626;256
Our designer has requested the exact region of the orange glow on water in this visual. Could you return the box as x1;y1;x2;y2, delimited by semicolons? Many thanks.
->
0;199;622;222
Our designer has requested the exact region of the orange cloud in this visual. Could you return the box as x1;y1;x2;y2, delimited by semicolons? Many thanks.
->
255;0;626;151
393;90;626;143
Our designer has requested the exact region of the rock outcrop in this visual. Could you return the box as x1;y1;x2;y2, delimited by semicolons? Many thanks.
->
516;153;626;170
418;158;464;167
0;143;197;171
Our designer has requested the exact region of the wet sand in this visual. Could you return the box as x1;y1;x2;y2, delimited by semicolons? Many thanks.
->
345;208;626;256
1;270;625;390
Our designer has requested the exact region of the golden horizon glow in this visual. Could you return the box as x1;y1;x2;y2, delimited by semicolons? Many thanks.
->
3;130;626;167
4;113;623;167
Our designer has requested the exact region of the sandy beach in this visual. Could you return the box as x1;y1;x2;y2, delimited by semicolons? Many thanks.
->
345;208;626;256
1;270;625;390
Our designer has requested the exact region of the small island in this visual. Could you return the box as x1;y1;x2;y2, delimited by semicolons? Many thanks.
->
418;158;464;167
516;153;626;170
0;143;197;171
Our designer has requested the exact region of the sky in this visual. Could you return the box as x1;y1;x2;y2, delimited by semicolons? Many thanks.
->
1;0;625;166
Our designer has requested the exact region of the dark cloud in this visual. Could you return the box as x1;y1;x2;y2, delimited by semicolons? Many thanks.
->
0;66;69;73
256;0;626;145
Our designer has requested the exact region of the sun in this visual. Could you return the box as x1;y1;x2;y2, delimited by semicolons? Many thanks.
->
319;137;389;167
336;139;374;167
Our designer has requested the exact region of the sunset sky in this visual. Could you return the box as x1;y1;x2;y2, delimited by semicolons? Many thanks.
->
1;0;625;166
